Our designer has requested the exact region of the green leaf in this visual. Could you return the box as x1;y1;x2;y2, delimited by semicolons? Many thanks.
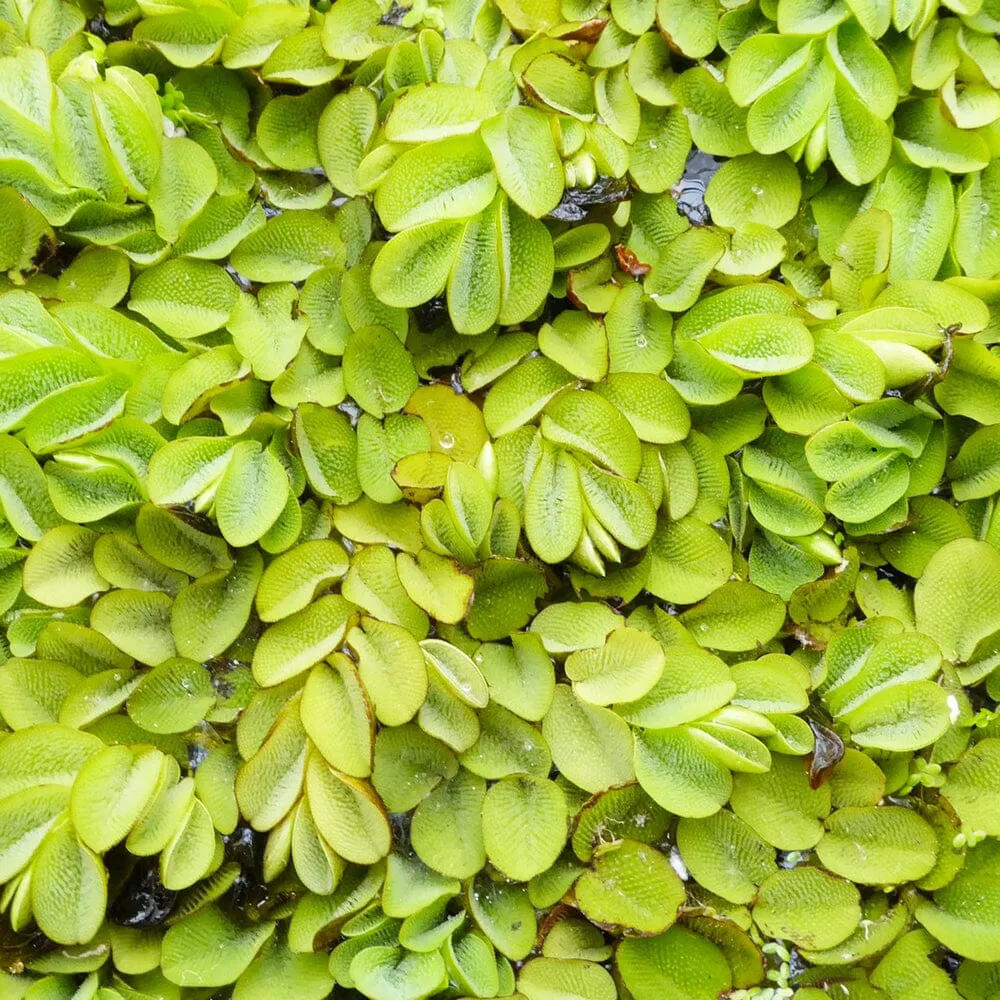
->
543;685;635;793
542;391;641;480
31;821;106;945
954;160;1000;279
215;441;289;547
22;525;108;608
676;810;777;904
634;727;732;818
605;284;675;374
148;136;218;244
382;850;460;919
674;66;753;157
697;313;813;375
128;657;217;735
161;906;275;988
753;868;861;950
461;702;551;781
92;67;164;196
872;929;968;999
825;28;895;184
321;0;406;58
374;134;497;233
679;582;786;651
0;724;102;800
552;224;611;271
223;3;309;68
92;533;186;596
373;724;455;813
0;348;100;432
874;164;955;282
132;9;234;67
616;645;735;729
565;627;665;706
895;99;991;173
482;775;567;881
252;595;355;687
571;784;669;863
70;745;162;853
935;338;1000;426
305;754;389;864
518;957;617;1000
629;105;692;193
475;634;555;721
915;539;1000;662
295;403;362;504
799;897;909;967
915;840;1000;961
343;544;428;638
350;946;447;1000
411;550;480;627
729;753;831;849
55;248;130;307
480;107;564;217
318;88;378;197
231;211;344;283
648;517;733;605
705;153;802;229
386;83;495;144
0;434;64;541
657;0;718;58
228;283;309;381
531;602;621;655
468;873;536;960
257;86;330;171
949;424;1000;501
234;934;334;1000
941;739;1000;835
816;806;939;885
617;926;733;1000
576;840;685;934
170;548;261;661
523;53;595;120
841;681;951;752
420;638;488;709
349;619;428;727
0;783;68;883
256;540;349;622
484;357;575;437
411;768;486;879
129;259;238;339
730;37;832;149
524;443;584;564
448;198;504;335
577;460;657;551
371;220;464;309
344;325;418;417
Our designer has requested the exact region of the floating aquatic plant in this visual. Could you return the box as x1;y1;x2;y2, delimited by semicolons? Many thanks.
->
0;0;998;998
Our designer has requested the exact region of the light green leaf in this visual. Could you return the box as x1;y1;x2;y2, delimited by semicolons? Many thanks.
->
129;259;238;339
617;926;732;1000
576;840;684;934
31;821;107;945
753;867;861;950
816;806;938;885
915;539;1000;662
374;134;497;233
162;906;275;988
480;107;564;217
482;775;567;881
634;727;732;818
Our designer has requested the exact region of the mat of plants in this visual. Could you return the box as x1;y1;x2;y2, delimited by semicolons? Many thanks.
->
0;0;999;997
